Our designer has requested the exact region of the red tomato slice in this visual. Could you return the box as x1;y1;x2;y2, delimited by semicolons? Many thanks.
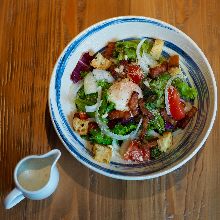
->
126;65;144;84
124;140;150;162
168;86;185;120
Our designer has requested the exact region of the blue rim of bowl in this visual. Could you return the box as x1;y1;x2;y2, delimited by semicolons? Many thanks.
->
49;16;217;180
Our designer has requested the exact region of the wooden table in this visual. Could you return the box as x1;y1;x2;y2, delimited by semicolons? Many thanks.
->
1;0;219;219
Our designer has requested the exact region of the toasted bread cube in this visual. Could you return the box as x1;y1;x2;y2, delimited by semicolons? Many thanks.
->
157;132;172;152
90;53;112;70
72;117;89;135
168;67;181;76
92;144;112;163
150;39;164;60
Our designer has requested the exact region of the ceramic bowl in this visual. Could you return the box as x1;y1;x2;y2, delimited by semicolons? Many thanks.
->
49;16;217;180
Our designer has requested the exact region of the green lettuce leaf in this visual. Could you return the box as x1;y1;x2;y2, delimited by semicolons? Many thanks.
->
112;123;137;135
98;84;115;117
97;80;112;90
114;39;153;62
172;78;197;100
145;73;171;109
89;129;112;145
148;113;165;134
150;147;162;159
75;86;97;114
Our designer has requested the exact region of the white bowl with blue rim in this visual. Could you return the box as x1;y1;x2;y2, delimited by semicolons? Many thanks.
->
49;16;217;180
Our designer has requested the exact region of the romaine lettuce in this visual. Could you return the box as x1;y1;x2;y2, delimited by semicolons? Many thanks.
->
148;113;165;134
112;123;137;135
89;129;112;145
172;78;197;100
114;40;152;62
75;86;97;112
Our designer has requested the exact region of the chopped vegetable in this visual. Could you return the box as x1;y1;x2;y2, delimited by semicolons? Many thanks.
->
97;81;112;90
150;147;162;159
75;86;98;112
98;87;115;116
146;73;171;109
136;39;157;73
92;69;115;83
168;86;185;120
71;52;94;83
85;87;102;113
112;123;137;135
123;140;150;162
126;65;144;84
89;129;112;145
114;40;152;62
84;72;98;95
148;113;165;134
80;71;89;79
172;78;197;100
165;122;174;131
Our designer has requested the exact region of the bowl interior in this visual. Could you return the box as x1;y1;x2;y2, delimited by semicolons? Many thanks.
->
49;17;216;180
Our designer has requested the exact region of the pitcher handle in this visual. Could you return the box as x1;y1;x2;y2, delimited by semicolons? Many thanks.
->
4;187;25;209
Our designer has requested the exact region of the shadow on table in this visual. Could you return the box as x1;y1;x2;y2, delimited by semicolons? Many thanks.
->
45;103;199;201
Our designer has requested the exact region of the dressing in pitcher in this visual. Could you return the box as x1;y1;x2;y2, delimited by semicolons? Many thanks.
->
17;154;58;191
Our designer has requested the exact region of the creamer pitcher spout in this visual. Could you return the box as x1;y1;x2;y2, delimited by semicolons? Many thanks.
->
43;149;61;167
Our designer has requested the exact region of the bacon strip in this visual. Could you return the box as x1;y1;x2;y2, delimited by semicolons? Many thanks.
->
138;99;153;119
142;138;159;149
176;106;197;129
108;60;128;80
108;110;131;120
108;64;118;79
160;108;177;126
149;61;168;79
168;55;179;69
103;42;115;59
88;122;98;133
140;117;149;140
128;91;139;117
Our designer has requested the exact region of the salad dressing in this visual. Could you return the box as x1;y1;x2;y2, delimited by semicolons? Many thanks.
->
17;157;55;191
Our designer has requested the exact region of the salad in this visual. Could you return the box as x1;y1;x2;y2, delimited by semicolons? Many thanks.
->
70;38;198;164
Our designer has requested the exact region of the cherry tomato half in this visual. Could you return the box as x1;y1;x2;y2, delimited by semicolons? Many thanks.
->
168;86;185;120
126;65;144;84
124;140;150;162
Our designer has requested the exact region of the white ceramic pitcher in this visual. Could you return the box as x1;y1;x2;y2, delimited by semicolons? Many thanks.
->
4;149;61;209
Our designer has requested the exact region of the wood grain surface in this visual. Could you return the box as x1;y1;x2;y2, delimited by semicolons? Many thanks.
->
0;0;219;219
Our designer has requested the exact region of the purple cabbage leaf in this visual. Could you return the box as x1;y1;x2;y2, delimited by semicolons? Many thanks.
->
70;52;94;83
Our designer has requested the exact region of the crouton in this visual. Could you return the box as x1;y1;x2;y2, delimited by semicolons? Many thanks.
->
72;117;89;135
157;132;172;152
168;67;181;76
150;39;164;60
92;144;112;163
90;53;112;70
